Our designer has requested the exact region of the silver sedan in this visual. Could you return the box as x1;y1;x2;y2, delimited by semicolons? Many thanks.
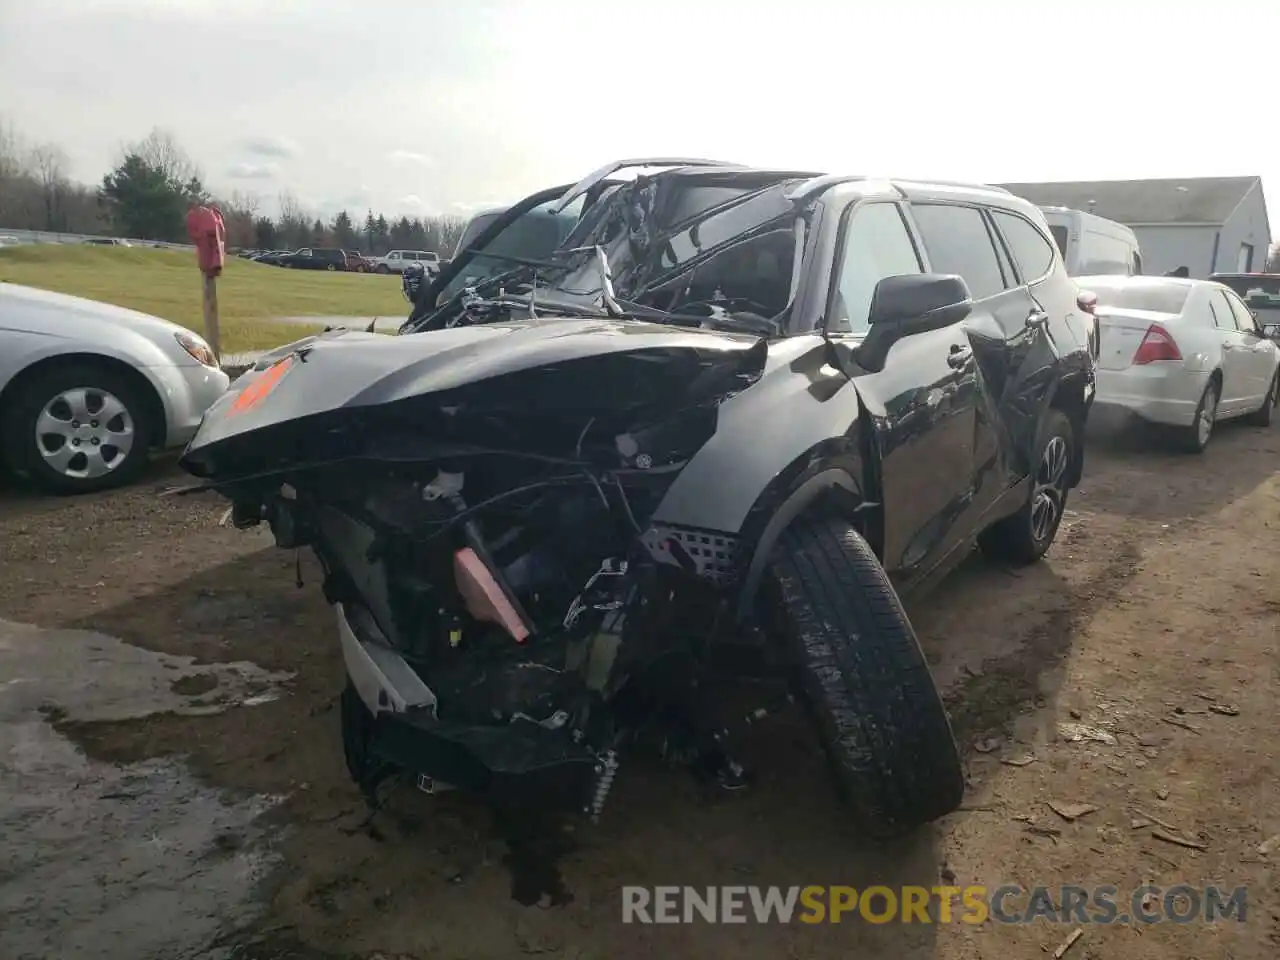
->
0;283;229;493
1080;275;1280;452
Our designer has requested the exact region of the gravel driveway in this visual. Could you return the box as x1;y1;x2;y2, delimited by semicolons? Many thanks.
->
1;414;1277;959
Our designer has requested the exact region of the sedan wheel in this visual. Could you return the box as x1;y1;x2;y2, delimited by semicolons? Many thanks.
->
4;365;153;494
1179;379;1219;453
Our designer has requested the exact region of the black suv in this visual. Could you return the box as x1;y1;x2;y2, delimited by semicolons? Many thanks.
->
275;247;347;271
181;160;1096;839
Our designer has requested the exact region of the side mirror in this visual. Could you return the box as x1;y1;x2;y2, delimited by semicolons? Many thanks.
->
854;273;973;373
1263;323;1280;341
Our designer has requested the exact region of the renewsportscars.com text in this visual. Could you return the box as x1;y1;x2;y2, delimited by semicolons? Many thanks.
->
621;885;1248;925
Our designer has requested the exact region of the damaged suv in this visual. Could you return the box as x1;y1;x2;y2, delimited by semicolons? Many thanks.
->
178;159;1095;840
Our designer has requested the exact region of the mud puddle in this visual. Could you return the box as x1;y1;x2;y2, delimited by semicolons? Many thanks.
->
0;619;293;960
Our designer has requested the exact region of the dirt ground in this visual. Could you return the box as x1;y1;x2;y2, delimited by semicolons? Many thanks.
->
1;411;1277;960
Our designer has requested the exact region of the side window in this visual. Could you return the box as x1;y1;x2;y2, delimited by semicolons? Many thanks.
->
1207;297;1229;329
388;252;401;260
299;248;312;256
991;210;1057;283
828;202;922;335
911;203;1005;300
1224;291;1259;333
1213;292;1239;330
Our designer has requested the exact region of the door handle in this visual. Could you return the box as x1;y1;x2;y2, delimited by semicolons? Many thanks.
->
1222;343;1237;351
947;345;973;369
1026;310;1050;330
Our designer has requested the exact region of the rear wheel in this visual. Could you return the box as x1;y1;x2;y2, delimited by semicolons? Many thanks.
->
766;518;964;839
1244;369;1278;427
3;363;153;494
979;409;1074;565
1177;377;1219;453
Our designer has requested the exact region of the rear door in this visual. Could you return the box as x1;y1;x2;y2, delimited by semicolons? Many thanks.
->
986;208;1088;464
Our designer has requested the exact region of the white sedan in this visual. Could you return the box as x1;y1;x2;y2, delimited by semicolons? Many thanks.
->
0;283;230;493
1079;275;1280;452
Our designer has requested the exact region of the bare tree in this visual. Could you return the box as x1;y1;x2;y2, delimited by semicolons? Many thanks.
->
29;142;69;229
128;127;199;186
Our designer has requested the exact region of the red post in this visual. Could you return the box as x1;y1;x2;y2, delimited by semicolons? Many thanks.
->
185;205;227;362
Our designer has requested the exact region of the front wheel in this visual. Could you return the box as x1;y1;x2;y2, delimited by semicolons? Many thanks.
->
3;363;153;494
376;264;390;275
766;518;964;839
979;409;1074;565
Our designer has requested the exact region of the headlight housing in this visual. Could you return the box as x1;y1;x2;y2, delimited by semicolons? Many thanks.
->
175;330;217;367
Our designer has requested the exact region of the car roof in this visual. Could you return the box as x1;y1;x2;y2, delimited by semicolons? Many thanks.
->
642;164;1033;215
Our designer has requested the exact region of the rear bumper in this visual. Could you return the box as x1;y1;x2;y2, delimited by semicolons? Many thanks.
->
335;603;598;804
1095;364;1208;427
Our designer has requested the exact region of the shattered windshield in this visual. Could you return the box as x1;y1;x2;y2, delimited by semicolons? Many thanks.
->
528;177;804;323
414;174;808;334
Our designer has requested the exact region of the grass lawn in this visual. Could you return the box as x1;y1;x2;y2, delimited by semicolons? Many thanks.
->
0;244;409;353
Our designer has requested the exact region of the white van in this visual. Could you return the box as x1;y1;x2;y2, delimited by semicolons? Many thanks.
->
1039;206;1142;277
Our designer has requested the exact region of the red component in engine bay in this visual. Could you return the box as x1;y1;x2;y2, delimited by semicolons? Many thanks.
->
453;547;531;643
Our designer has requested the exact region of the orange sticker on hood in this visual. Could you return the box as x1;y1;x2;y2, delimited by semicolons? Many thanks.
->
228;355;294;416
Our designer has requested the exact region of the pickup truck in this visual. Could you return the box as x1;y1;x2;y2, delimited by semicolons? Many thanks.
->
372;250;440;275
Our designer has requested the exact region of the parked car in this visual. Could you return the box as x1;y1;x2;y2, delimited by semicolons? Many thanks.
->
1080;274;1280;450
275;247;348;271
0;283;229;494
180;159;1096;839
83;237;133;248
1040;206;1142;277
372;249;440;275
251;250;289;264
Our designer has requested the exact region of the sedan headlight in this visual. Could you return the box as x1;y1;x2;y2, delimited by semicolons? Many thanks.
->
175;330;217;367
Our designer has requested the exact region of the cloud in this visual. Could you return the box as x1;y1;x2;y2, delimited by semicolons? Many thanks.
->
389;149;433;166
450;198;505;214
397;194;427;212
241;135;299;159
227;161;279;179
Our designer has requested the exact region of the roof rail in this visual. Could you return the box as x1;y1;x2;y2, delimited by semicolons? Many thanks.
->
783;174;871;203
899;178;1014;194
549;157;741;214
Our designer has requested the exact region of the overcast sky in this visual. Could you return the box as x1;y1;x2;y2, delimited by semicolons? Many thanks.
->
1;0;1277;229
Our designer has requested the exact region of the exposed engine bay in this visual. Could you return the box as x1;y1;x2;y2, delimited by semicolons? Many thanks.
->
188;322;775;822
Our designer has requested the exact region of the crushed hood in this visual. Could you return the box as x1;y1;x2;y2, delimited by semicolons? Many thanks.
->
180;318;767;480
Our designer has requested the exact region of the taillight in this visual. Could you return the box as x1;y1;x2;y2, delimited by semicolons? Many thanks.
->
1132;323;1182;365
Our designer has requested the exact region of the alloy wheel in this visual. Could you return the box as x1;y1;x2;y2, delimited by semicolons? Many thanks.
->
1031;435;1069;543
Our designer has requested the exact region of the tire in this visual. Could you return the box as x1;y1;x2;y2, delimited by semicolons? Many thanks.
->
326;264;336;272
979;409;1074;565
376;264;390;275
3;363;153;495
766;518;964;839
1176;377;1219;453
1244;369;1278;427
